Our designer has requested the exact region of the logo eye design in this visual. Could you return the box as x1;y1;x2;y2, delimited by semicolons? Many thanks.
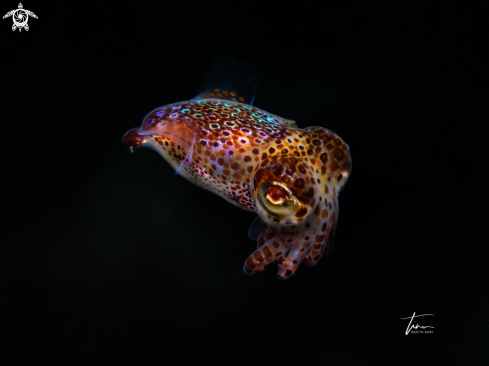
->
257;181;301;217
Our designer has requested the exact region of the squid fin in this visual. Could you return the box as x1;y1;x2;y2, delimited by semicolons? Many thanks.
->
248;216;267;241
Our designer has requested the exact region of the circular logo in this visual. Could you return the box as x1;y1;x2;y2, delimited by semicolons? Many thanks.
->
12;9;28;28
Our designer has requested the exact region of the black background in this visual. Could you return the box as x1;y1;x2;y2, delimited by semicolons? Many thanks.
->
1;1;487;365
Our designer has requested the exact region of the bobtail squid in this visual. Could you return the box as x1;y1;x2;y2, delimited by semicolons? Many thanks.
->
123;90;351;280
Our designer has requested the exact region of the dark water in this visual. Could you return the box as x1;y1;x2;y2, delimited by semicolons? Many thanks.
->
1;2;487;365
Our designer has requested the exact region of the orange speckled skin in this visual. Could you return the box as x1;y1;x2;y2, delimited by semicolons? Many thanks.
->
123;98;351;279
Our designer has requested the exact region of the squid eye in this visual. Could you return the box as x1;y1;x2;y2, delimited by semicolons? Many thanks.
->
257;181;301;217
266;185;288;205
